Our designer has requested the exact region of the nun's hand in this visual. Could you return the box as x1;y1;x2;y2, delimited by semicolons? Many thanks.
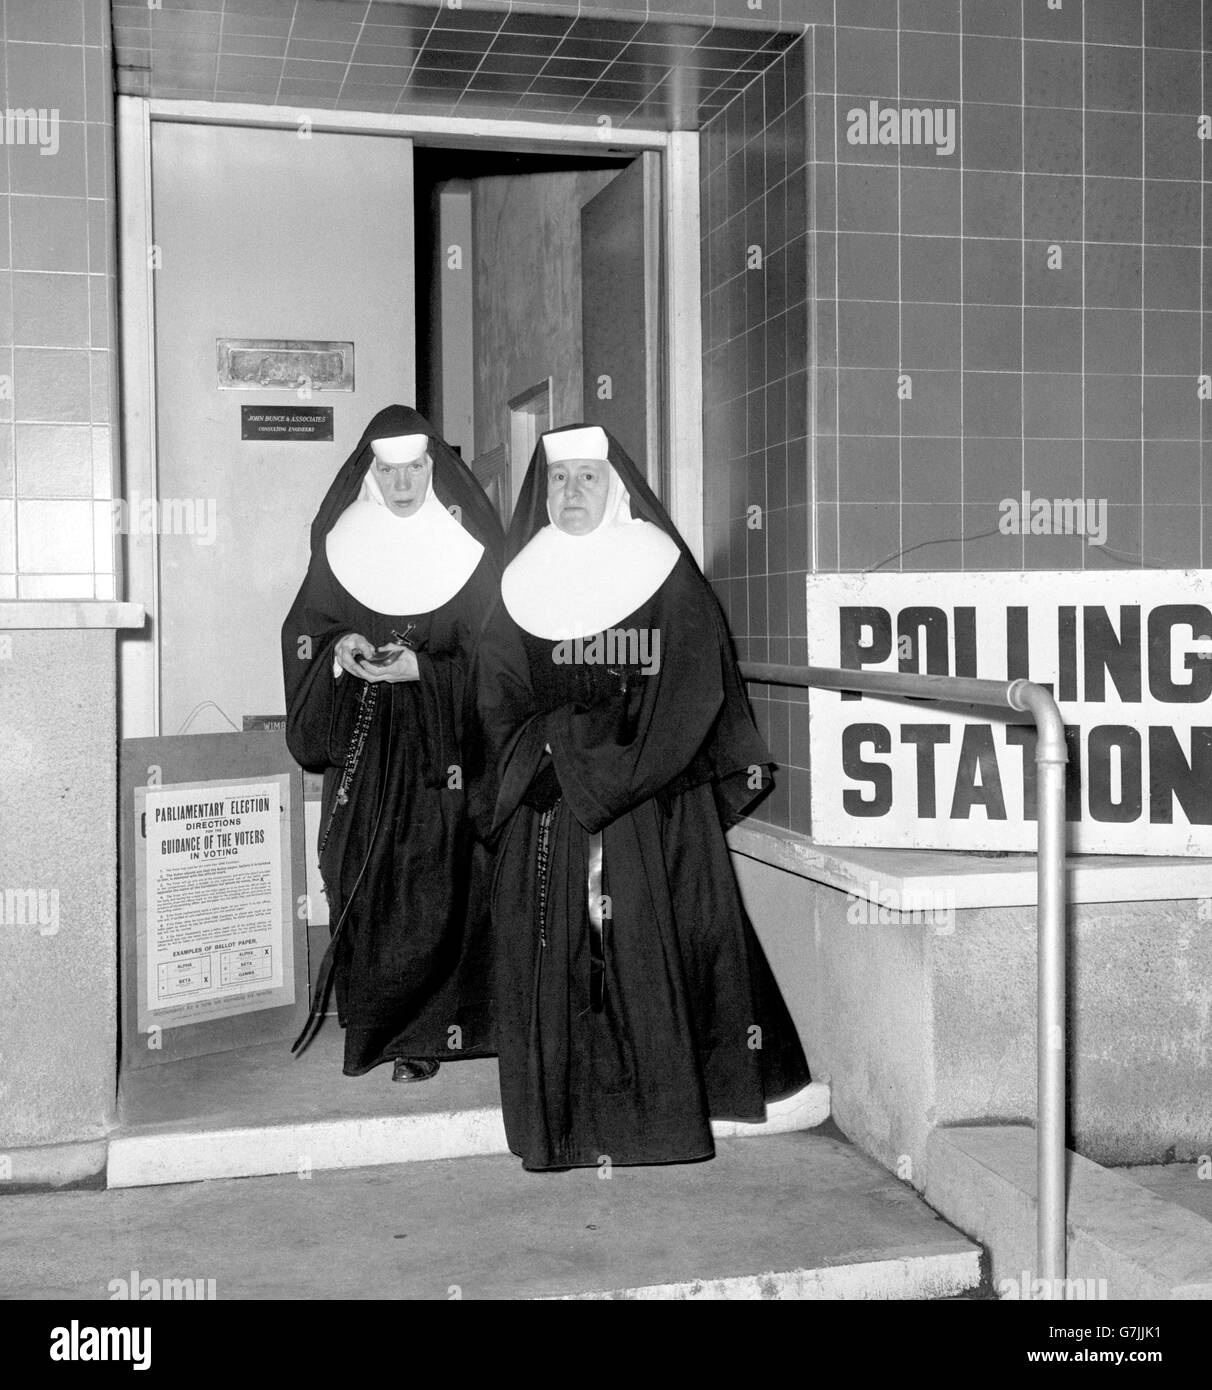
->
366;644;420;683
334;632;377;678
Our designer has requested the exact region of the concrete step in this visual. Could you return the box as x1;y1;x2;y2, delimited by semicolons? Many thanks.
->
5;1130;982;1300
922;1125;1212;1299
1120;1162;1212;1224
109;1031;831;1188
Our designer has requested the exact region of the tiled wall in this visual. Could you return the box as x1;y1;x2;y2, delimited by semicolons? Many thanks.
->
709;0;1212;836
111;0;803;129
0;0;117;601
814;0;1211;575
700;36;812;831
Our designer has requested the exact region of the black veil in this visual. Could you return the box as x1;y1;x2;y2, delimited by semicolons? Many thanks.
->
505;422;772;823
309;403;503;561
505;422;692;566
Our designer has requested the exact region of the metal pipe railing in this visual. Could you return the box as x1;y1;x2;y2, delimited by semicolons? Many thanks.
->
740;660;1068;1294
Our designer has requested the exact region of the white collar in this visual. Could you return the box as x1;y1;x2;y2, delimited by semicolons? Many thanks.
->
324;468;484;616
502;508;680;639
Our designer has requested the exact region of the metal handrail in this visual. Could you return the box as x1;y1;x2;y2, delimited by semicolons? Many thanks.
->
740;660;1068;1295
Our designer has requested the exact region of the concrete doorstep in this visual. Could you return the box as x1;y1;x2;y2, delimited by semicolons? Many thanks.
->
2;1130;981;1301
922;1125;1212;1300
106;1036;832;1188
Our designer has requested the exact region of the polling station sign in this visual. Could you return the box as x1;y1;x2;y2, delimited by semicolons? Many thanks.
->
806;571;1212;855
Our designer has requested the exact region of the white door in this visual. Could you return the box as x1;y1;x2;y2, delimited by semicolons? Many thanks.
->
149;122;415;734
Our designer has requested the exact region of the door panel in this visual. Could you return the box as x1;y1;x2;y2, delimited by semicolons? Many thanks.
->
470;444;508;527
508;378;552;510
580;151;661;487
150;123;415;734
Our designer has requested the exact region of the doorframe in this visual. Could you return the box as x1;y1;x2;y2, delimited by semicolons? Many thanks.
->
507;377;553;509
116;98;161;737
115;97;705;737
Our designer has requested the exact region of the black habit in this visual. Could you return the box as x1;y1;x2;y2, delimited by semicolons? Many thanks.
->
475;424;810;1169
282;406;503;1075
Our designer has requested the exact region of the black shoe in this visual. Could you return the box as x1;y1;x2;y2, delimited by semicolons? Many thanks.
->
392;1057;440;1083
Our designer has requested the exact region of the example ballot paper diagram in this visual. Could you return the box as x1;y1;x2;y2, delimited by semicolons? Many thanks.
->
132;776;295;1030
807;570;1212;856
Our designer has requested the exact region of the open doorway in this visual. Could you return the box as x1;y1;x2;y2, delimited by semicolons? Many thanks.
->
114;103;700;1184
412;146;662;527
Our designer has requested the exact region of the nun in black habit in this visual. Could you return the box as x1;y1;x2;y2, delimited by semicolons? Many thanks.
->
475;423;810;1170
282;405;503;1081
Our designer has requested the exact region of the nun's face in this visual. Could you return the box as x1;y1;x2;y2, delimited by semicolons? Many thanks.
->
374;453;431;516
548;458;609;534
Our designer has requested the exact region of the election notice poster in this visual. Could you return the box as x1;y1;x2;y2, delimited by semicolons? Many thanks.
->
806;570;1212;855
132;774;296;1031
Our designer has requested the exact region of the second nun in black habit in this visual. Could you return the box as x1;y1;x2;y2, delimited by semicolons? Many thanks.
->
475;423;810;1169
282;406;503;1082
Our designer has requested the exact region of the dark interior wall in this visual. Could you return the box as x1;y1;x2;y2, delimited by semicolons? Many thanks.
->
703;0;1211;837
470;166;621;462
414;171;442;431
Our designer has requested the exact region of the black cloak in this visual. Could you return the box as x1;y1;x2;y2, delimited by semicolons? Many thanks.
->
475;422;810;1169
282;405;503;1074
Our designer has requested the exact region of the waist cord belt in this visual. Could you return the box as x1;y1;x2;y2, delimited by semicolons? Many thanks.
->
535;807;607;1014
586;831;606;1013
292;681;391;1056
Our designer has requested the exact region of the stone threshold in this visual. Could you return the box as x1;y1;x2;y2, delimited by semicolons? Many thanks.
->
106;1033;830;1188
